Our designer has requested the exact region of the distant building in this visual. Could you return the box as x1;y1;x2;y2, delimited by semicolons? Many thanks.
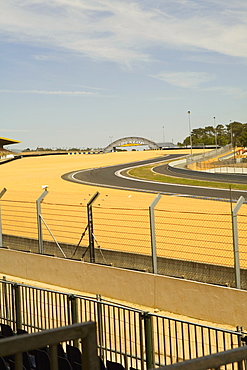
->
156;142;179;149
0;137;21;160
0;137;21;150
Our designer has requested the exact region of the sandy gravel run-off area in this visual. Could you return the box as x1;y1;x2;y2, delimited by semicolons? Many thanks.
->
1;150;247;268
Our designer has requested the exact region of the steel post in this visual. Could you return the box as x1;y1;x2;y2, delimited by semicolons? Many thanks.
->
36;188;48;254
0;188;7;247
232;196;245;289
139;312;145;370
96;294;104;359
2;276;9;322
68;294;78;347
141;312;154;370
149;193;161;274
236;326;244;370
13;283;22;331
87;192;100;263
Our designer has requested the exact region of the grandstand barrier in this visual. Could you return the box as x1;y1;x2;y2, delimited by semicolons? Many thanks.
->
1;248;247;329
0;322;99;370
2;233;246;290
152;345;247;370
0;277;246;369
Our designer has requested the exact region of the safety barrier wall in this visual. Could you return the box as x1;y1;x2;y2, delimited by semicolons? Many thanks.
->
0;271;246;369
168;161;247;183
193;159;247;174
1;248;247;328
186;144;232;166
3;233;247;290
1;192;247;289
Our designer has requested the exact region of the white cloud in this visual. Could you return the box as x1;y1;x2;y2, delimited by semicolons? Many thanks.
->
32;54;62;61
200;86;247;98
150;71;247;97
0;0;247;66
0;89;100;96
0;128;30;132
150;71;216;88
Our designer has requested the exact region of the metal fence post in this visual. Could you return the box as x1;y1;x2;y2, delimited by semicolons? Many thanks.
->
96;294;104;359
139;312;145;370
2;276;10;323
68;294;78;347
12;283;22;331
0;188;7;247
149;193;161;274
68;294;78;324
231;196;245;289
87;192;100;263
36;187;49;254
236;326;244;370
141;312;154;370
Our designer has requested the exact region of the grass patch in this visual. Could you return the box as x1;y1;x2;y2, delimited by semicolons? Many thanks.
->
128;163;247;190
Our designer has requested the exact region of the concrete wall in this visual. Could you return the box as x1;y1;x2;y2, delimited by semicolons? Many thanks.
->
3;234;241;289
0;248;247;328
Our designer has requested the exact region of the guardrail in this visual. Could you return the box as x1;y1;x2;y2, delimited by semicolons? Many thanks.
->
0;278;245;369
186;144;232;166
0;322;99;370
152;344;247;369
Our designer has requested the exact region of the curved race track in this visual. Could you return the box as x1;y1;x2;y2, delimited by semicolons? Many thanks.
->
62;154;247;201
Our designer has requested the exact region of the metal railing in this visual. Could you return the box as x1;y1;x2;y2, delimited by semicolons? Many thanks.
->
152;344;247;369
0;278;245;369
0;322;99;370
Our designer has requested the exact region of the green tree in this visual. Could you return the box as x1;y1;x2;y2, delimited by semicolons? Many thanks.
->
181;121;246;147
215;124;228;146
226;121;244;146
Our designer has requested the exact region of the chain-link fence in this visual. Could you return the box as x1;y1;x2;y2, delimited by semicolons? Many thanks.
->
155;207;233;266
194;159;247;174
93;205;151;255
1;190;247;289
1;199;37;240
185;144;247;174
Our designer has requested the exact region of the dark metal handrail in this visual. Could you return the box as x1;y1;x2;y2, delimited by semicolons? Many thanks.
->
0;322;99;370
151;344;247;370
0;278;244;369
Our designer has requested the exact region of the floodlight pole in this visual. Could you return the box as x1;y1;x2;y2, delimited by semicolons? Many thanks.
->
188;111;192;157
213;116;218;155
230;120;233;148
232;196;245;289
149;193;162;274
0;188;7;247
36;188;49;254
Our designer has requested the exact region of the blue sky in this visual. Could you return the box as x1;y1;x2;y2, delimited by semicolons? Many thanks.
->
1;0;247;150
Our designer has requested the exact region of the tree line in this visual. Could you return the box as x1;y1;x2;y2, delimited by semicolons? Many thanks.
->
178;121;247;147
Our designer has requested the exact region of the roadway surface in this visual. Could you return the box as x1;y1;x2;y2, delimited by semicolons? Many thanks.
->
154;162;247;183
62;154;247;201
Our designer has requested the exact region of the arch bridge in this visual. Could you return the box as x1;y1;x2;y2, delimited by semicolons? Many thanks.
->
104;136;159;152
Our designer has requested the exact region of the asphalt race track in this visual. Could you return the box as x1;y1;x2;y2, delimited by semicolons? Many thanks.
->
62;154;247;201
154;163;247;184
